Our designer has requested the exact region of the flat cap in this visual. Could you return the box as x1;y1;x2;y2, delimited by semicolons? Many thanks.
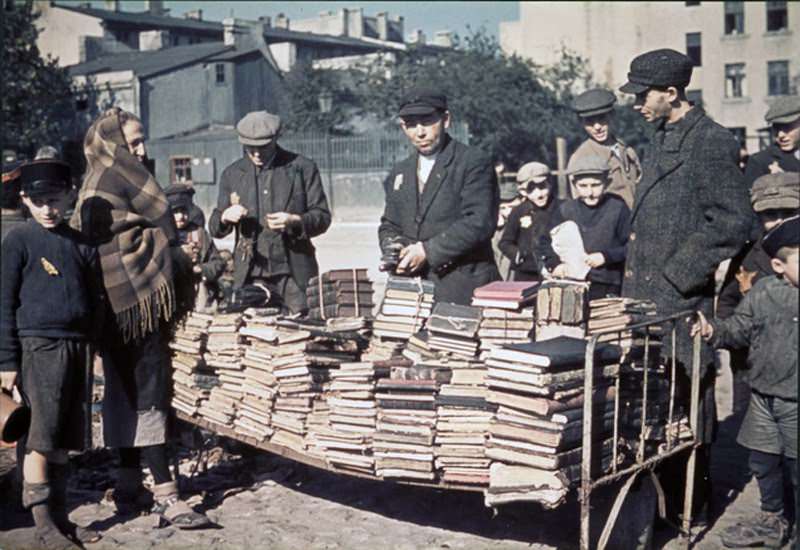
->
164;183;196;211
762;215;799;258
751;172;800;212
572;88;616;117
398;87;448;118
20;160;71;197
567;153;610;177
620;48;694;94
236;111;282;146
765;95;800;124
516;162;550;184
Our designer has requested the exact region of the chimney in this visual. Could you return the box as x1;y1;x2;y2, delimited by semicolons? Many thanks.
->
139;30;170;51
408;29;426;45
274;13;290;29
223;18;248;47
184;9;202;20
104;0;119;11
258;15;271;27
376;12;388;41
433;30;454;48
144;0;164;16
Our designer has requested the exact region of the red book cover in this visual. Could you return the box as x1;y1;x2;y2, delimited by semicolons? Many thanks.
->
473;281;539;300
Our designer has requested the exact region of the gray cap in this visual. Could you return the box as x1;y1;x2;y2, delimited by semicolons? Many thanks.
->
765;96;800;124
572;89;616;117
620;48;694;95
567;153;610;177
516;162;550;184
236;111;282;146
762;215;799;258
751;172;800;212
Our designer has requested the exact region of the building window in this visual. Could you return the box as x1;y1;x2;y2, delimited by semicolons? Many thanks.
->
687;89;703;107
766;1;788;31
170;157;192;184
725;63;746;98
728;127;746;145
215;63;226;85
768;60;790;96
685;1;700;5
686;33;702;67
724;1;745;35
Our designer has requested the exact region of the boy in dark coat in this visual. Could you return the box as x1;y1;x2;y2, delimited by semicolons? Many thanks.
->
693;215;799;549
0;160;102;549
165;183;226;312
499;162;560;282
541;154;630;302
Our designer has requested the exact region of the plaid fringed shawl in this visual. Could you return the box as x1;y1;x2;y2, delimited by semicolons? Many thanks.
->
70;109;179;342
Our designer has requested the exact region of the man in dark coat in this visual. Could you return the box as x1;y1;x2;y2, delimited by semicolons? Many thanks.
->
209;111;331;313
378;87;500;305
744;96;800;186
619;48;752;520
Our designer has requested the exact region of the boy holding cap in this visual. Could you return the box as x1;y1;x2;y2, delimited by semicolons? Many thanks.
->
499;162;560;282
0;160;102;548
541;154;630;301
569;88;641;208
692;215;798;549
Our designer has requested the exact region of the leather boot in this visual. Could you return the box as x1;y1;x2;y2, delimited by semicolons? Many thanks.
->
113;467;152;515
48;463;101;544
22;481;78;550
151;480;211;530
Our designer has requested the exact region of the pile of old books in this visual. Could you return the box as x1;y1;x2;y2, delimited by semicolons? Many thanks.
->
197;313;245;427
170;312;215;417
477;308;535;358
471;281;539;310
435;358;494;485
373;276;435;341
587;297;659;360
236;312;281;441
484;336;621;508
307;269;374;320
426;303;482;358
535;280;589;341
374;365;441;480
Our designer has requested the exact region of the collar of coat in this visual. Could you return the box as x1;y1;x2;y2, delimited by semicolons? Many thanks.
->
656;107;705;153
232;146;298;174
396;133;458;223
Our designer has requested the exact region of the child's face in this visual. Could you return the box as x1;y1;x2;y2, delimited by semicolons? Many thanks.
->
582;113;611;144
574;176;607;207
21;190;70;229
526;182;551;208
759;208;797;231
173;207;189;229
771;250;799;288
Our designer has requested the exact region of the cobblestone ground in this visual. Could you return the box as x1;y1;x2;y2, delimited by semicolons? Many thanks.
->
1;224;794;550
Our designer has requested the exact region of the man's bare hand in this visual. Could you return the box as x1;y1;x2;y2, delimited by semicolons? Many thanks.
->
266;212;301;232
689;311;713;340
1;372;17;392
221;204;248;225
396;242;427;274
585;253;606;268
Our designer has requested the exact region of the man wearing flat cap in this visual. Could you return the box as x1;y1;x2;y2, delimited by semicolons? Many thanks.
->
568;88;641;208
619;47;752;522
745;96;800;186
209;111;331;313
379;87;500;304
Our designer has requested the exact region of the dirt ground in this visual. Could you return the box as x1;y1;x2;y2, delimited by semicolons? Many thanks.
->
0;223;793;550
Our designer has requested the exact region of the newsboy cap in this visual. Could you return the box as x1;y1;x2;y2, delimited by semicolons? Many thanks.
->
236;111;282;146
572;89;616;117
765;95;800;124
516;162;550;184
20;160;71;197
620;49;694;95
567;153;610;178
398;87;448;117
762;215;799;258
751;172;800;212
164;182;196;211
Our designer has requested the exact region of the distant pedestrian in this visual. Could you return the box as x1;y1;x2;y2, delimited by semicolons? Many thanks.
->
492;181;521;281
2;161;26;242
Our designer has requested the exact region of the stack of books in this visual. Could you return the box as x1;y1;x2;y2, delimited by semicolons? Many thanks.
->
198;313;245;427
471;281;539;310
235;315;281;441
426;303;482;358
304;397;331;460
476;308;535;358
307;269;374;320
170;312;215;416
535;280;589;341
374;376;439;480
484;336;621;507
587;298;660;360
435;358;494;485
373;276;434;341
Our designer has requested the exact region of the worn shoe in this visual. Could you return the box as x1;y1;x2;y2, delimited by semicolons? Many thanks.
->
720;510;789;548
49;463;102;544
113;467;153;515
151;480;212;530
22;481;80;550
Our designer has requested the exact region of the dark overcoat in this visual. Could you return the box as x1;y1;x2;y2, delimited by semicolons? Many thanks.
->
622;108;752;378
744;144;800;186
208;147;331;291
378;134;500;305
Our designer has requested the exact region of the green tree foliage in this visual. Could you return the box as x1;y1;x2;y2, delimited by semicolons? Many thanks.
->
282;60;357;134
3;1;76;156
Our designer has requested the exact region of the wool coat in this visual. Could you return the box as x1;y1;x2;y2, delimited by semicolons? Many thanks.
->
378;134;500;305
622;107;752;378
499;197;560;280
208;147;331;292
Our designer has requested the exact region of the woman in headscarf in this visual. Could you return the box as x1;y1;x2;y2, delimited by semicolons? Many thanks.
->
71;108;210;529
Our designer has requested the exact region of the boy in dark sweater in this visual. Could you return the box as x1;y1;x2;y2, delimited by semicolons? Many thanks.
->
541;153;631;302
0;160;102;549
693;215;799;549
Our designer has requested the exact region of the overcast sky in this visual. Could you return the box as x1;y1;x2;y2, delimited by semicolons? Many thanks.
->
65;1;520;40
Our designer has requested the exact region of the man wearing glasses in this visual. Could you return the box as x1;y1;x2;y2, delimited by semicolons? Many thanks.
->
209;111;331;313
378;87;499;305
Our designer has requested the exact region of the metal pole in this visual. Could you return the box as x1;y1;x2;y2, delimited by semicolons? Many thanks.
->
681;331;703;541
326;130;334;216
580;336;598;550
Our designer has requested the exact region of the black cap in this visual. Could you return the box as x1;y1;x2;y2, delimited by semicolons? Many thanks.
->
762;215;799;258
398;87;448;117
164;183;195;211
20;160;71;197
620;48;694;94
572;88;616;117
